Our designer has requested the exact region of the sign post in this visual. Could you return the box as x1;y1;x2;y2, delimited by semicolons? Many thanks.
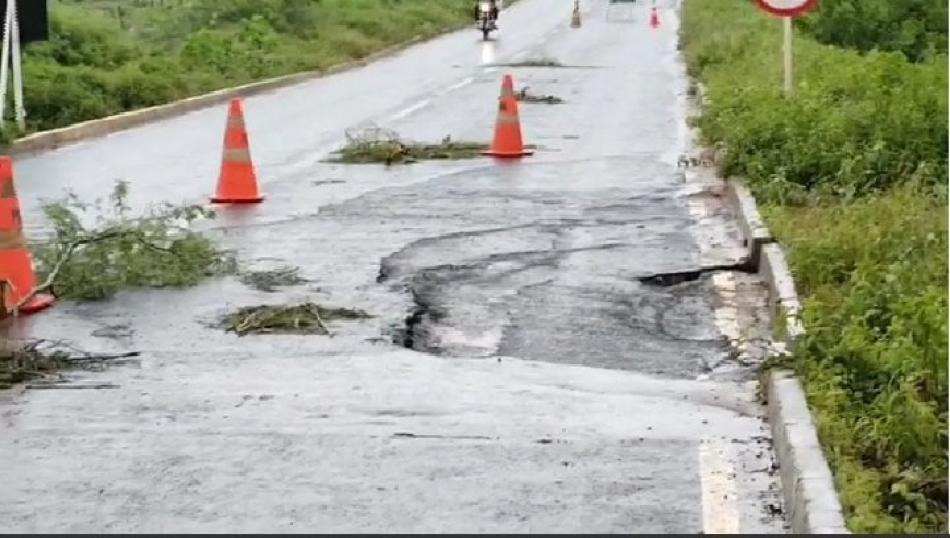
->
10;0;23;131
783;16;792;94
0;0;23;132
755;0;818;97
0;0;47;133
0;0;12;131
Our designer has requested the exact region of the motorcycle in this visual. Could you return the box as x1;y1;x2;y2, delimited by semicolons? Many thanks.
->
476;1;498;41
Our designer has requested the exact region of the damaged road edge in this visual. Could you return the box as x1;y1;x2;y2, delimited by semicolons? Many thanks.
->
725;178;850;535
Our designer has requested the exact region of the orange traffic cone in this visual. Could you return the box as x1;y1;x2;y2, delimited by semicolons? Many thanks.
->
483;74;533;158
211;98;264;204
571;0;582;28
497;72;517;103
649;7;660;28
0;157;54;315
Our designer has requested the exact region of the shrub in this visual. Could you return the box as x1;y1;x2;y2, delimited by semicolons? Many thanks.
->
683;1;948;532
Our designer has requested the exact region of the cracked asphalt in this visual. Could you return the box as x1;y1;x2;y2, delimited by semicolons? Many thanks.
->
0;0;787;533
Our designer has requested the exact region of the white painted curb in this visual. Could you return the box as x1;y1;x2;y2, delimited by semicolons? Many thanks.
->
725;180;849;534
724;180;772;269
767;371;850;534
759;242;805;345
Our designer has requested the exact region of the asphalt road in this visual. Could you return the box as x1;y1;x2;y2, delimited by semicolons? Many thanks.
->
1;0;787;533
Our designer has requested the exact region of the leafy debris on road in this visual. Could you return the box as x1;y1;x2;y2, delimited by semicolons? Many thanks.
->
26;383;121;390
0;339;140;390
516;87;564;104
0;342;67;389
223;303;371;336
328;127;487;165
239;266;308;293
2;181;231;317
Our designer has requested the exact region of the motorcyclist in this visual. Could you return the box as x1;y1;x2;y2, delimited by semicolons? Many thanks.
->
473;0;500;25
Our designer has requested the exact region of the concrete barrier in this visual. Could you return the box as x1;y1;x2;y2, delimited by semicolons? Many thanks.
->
725;179;849;534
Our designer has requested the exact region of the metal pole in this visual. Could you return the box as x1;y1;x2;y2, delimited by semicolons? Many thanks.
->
11;3;23;131
11;0;24;131
783;16;793;96
0;0;12;129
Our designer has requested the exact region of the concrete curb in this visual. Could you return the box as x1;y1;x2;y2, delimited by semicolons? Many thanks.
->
724;180;772;269
8;32;437;156
767;371;850;534
724;179;849;534
759;242;805;345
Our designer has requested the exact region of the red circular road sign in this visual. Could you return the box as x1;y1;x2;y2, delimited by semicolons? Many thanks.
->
755;0;818;17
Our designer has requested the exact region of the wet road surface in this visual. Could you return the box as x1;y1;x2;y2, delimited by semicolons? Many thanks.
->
1;0;787;533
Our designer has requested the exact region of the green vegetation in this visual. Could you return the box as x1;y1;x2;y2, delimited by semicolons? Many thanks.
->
239;266;308;293
516;87;564;104
0;341;69;389
18;0;478;133
0;339;140;390
798;0;947;63
329;129;488;165
0;182;226;384
223;303;371;336
685;4;946;201
25;181;230;304
683;0;947;533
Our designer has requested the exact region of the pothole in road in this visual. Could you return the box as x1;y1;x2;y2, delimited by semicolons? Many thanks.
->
394;290;447;353
637;263;755;287
638;269;704;287
385;258;765;378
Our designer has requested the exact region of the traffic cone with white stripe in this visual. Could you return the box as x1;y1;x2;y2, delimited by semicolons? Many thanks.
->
483;74;533;158
211;98;264;204
649;7;660;29
571;0;582;28
0;157;54;315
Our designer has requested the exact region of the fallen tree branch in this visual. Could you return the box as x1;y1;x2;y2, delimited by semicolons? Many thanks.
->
9;229;127;316
26;383;120;390
6;226;208;318
222;303;369;336
64;351;141;364
0;181;227;316
1;338;140;389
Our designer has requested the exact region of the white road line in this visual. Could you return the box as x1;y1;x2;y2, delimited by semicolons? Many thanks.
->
444;76;475;94
387;98;432;122
386;77;475;123
700;438;741;534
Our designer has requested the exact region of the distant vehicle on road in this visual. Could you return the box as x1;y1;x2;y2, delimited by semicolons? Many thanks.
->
476;0;499;41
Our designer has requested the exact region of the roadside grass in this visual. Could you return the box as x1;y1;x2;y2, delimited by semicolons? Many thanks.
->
20;0;479;133
682;0;948;532
766;186;948;533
